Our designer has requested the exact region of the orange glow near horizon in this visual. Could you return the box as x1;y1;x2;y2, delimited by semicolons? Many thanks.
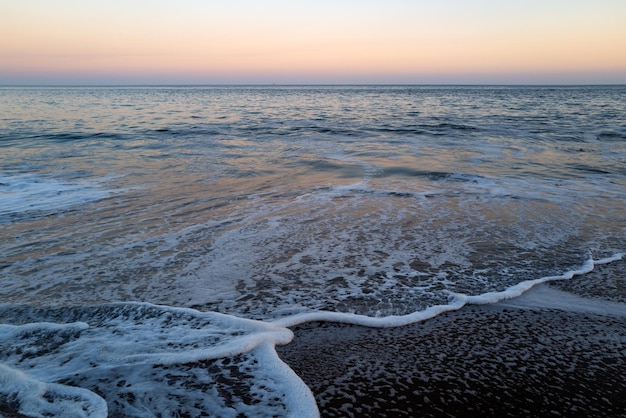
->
1;0;625;84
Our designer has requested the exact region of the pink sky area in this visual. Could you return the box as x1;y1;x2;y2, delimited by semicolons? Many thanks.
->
2;0;625;85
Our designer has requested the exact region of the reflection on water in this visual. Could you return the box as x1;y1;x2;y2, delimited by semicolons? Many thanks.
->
0;86;624;317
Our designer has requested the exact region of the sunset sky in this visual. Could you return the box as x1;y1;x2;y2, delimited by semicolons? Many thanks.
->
1;0;625;85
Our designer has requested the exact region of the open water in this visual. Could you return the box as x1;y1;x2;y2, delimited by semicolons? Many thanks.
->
0;85;624;416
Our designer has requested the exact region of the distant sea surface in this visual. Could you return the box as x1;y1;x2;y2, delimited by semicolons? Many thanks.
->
1;86;624;416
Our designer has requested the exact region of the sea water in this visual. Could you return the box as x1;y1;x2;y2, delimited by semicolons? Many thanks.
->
0;85;624;416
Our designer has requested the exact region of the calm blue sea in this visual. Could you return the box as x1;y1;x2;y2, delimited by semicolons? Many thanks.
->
0;85;624;416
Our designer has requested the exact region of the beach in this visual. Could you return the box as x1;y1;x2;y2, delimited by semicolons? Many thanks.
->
278;281;626;417
1;85;624;417
2;288;624;417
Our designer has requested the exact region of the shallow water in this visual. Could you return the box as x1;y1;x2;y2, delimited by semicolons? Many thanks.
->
1;85;624;416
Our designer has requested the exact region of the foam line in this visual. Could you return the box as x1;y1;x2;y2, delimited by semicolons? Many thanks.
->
255;342;320;418
0;174;112;217
0;364;108;418
272;299;466;328
595;252;625;264
120;329;294;365
273;253;624;329
499;284;626;316
0;253;622;416
0;321;89;340
453;253;623;306
0;303;304;417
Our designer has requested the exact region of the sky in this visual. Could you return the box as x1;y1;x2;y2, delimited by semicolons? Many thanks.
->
1;0;625;85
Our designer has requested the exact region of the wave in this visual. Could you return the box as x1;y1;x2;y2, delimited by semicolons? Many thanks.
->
597;131;626;141
272;253;624;328
0;304;315;417
0;253;622;417
0;174;117;223
0;363;107;418
0;132;128;146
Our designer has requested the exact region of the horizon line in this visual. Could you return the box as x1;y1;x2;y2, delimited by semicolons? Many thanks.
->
2;82;626;88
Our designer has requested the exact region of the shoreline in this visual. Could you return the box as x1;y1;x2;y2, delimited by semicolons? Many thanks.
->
277;284;626;417
2;271;624;417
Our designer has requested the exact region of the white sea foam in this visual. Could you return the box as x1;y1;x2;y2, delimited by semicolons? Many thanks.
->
0;174;113;218
0;363;108;418
450;253;624;305
183;174;601;317
0;251;622;416
272;253;625;328
2;86;625;416
0;303;317;417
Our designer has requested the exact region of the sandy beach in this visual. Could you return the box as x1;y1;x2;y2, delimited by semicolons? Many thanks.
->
278;284;626;417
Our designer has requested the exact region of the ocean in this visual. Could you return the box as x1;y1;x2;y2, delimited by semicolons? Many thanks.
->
0;85;624;417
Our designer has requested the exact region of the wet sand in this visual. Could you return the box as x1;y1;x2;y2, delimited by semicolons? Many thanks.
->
1;269;623;417
278;285;626;418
